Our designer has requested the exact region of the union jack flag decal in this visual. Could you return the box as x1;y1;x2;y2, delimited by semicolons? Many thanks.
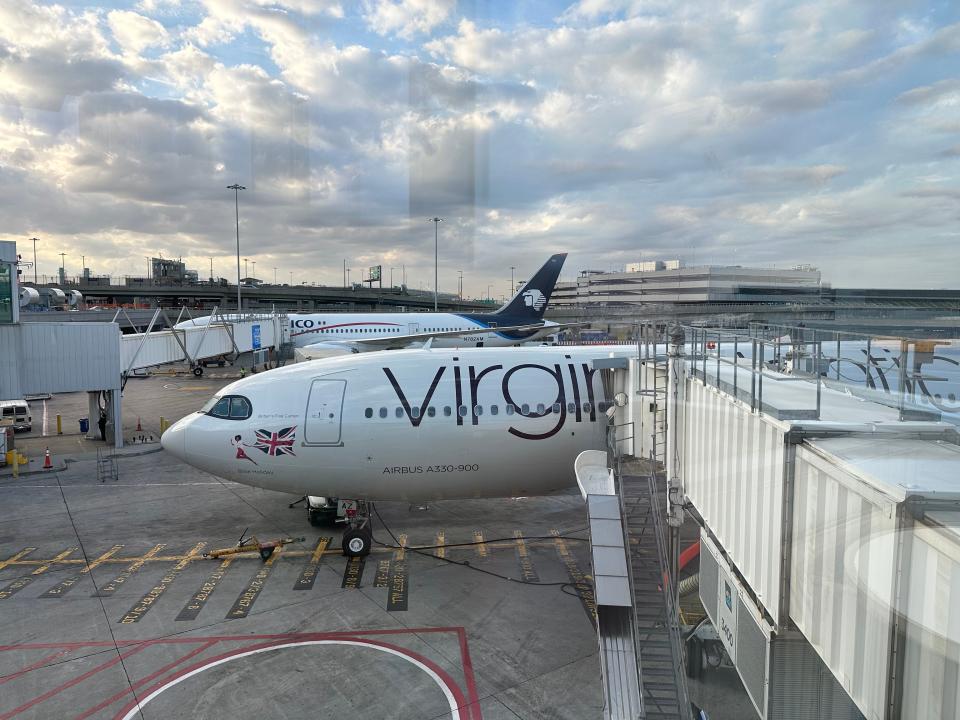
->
252;426;297;457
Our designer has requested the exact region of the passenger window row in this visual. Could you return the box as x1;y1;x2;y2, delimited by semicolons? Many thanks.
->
363;401;611;419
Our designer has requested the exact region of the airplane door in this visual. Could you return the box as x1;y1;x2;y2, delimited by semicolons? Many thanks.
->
408;323;420;334
304;379;346;445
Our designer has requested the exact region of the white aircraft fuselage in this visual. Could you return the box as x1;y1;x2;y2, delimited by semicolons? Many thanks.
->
288;311;558;349
162;346;632;501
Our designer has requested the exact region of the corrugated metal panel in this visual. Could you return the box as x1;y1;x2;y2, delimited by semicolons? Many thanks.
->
900;516;960;720
682;379;786;622
790;445;897;720
768;633;863;720
737;594;769;713
598;607;644;720
699;531;719;623
0;323;121;396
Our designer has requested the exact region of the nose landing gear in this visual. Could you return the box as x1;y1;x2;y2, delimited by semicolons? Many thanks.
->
340;500;373;557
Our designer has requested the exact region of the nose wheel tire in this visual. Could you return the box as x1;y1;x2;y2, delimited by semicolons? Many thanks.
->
192;366;203;377
342;527;372;557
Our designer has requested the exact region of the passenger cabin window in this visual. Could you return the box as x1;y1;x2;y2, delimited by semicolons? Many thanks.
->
365;408;373;418
203;395;252;420
506;404;515;415
490;405;499;415
379;407;388;418
395;407;404;418
427;407;436;417
521;403;530;415
443;406;452;416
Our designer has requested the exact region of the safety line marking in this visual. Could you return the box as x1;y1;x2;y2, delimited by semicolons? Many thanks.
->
341;557;365;589
0;576;36;601
32;547;79;576
373;558;391;588
226;548;280;619
473;530;487;558
292;537;330;591
386;543;408;611
95;544;166;597
435;530;446;559
118;543;205;624
0;548;36;572
176;558;233;621
513;531;540;583
551;530;597;623
81;545;124;574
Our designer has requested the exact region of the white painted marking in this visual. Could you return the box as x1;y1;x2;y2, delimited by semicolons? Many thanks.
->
119;640;462;720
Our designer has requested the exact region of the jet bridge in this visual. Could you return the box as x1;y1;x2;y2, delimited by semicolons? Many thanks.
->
603;325;960;720
117;307;286;382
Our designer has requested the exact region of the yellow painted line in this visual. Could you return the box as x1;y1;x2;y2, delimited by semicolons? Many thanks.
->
128;544;167;572
310;537;329;563
473;530;488;558
80;545;124;574
435;531;445;559
0;548;37;571
32;547;79;575
174;543;207;570
396;534;407;562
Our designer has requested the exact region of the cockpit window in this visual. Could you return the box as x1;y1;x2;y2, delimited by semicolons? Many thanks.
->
203;395;252;420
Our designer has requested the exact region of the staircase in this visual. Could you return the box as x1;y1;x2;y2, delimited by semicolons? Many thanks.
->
620;473;689;720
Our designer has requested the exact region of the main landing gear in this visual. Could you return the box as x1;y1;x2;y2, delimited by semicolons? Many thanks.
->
340;499;373;558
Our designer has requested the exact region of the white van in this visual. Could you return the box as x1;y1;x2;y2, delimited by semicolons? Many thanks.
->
0;400;31;432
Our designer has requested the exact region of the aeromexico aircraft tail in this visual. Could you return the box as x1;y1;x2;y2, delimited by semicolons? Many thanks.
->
491;253;566;323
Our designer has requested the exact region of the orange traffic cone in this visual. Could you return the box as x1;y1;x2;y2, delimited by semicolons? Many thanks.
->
43;448;53;470
136;417;142;431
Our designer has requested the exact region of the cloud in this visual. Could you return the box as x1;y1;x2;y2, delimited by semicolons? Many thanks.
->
363;0;455;39
108;10;170;55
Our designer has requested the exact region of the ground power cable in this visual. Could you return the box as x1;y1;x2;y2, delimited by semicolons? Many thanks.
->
371;504;590;593
52;468;147;720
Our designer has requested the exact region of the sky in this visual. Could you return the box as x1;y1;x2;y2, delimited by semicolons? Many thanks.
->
0;0;958;297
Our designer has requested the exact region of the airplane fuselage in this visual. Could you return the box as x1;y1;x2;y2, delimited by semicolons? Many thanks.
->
288;312;556;348
162;347;630;501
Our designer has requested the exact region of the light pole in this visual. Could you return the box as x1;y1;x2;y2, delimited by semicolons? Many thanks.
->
227;183;245;312
145;256;151;285
273;267;277;285
343;259;346;288
486;284;492;301
390;267;395;287
347;268;351;286
428;217;442;311
209;257;214;282
58;252;66;284
510;266;515;296
251;260;256;279
29;237;39;283
289;271;293;285
458;270;463;300
244;258;249;279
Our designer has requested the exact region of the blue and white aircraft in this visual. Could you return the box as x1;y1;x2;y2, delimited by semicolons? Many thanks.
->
176;254;572;354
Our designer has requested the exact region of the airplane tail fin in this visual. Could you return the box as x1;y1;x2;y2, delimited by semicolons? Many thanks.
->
493;253;567;321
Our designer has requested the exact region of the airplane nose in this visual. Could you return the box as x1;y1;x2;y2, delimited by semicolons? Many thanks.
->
161;417;188;461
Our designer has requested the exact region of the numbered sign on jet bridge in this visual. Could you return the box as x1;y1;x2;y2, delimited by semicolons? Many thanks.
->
252;324;261;350
304;379;346;445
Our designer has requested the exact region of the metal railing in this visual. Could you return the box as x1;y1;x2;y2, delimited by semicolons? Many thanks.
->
686;325;824;420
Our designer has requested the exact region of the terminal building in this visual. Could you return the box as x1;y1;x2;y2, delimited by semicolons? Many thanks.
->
552;262;822;307
549;260;960;337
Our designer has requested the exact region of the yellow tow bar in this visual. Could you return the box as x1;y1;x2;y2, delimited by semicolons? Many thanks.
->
204;532;305;562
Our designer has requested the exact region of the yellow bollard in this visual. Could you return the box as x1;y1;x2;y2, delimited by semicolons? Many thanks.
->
159;417;167;434
11;451;18;478
56;414;62;435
